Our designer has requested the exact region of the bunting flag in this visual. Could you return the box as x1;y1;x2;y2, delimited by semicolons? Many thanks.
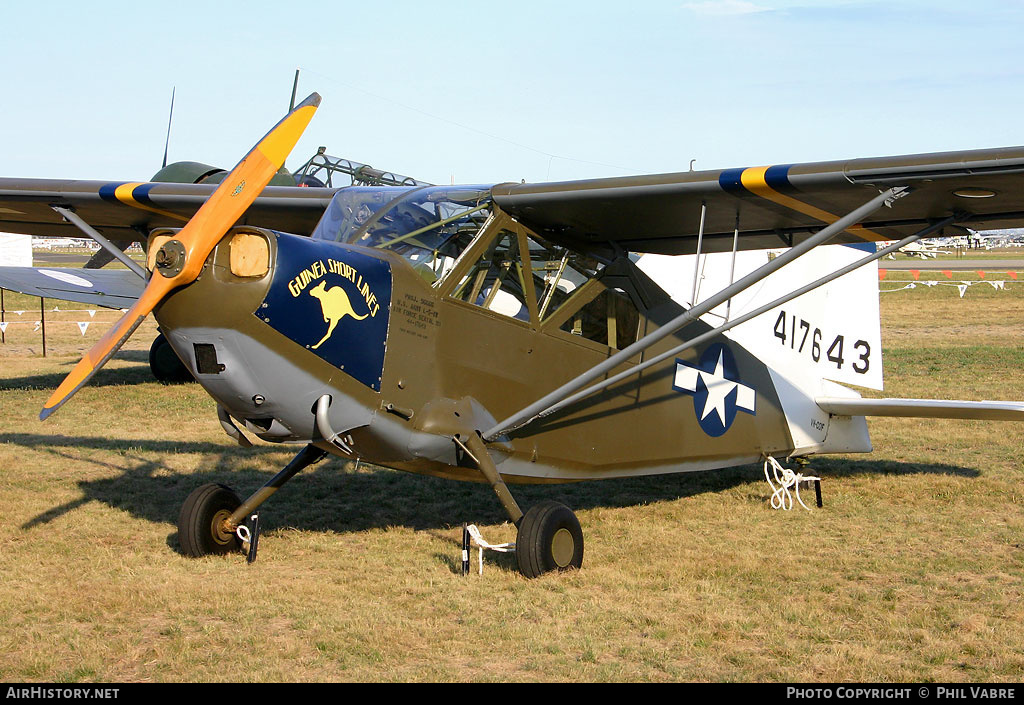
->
0;319;117;332
52;305;60;312
910;270;920;280
14;310;24;316
87;310;96;318
977;271;986;279
1009;272;1018;280
880;279;1010;296
878;269;887;280
942;270;953;279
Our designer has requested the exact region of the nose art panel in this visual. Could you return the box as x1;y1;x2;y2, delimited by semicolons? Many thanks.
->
255;235;392;391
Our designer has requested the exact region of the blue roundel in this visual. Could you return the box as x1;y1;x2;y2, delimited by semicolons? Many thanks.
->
672;343;756;438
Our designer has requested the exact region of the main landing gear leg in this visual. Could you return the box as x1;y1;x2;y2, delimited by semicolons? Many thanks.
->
460;433;523;525
458;433;584;579
178;443;328;558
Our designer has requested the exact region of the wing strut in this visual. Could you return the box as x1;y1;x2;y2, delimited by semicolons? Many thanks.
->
690;201;706;306
530;214;960;423
51;206;148;279
482;186;909;442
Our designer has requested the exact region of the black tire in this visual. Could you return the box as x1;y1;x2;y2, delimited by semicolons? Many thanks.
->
515;501;584;578
149;333;193;384
178;483;242;557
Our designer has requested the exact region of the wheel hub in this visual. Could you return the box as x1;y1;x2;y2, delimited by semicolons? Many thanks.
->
551;528;575;567
211;509;235;546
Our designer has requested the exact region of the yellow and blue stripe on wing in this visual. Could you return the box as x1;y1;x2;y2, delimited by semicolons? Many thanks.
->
719;165;887;242
98;182;190;222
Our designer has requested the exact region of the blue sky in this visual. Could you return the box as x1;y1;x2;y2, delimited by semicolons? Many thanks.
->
2;0;1023;185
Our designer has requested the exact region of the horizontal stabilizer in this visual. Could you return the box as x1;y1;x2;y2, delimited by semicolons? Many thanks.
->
816;397;1024;421
0;266;143;309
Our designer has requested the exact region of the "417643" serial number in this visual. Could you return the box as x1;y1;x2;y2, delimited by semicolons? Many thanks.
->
773;310;870;374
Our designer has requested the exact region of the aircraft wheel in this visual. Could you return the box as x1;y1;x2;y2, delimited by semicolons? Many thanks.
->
515;501;584;578
149;333;193;383
178;483;242;557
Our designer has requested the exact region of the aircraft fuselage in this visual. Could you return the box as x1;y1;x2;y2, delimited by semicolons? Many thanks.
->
155;215;869;484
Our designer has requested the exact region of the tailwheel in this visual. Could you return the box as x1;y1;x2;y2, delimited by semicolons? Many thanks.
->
178;483;243;557
515;501;584;578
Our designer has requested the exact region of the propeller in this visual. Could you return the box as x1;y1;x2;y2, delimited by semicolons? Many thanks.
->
40;93;321;420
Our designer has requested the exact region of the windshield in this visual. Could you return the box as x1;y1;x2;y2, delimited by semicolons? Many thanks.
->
312;186;417;244
315;185;493;284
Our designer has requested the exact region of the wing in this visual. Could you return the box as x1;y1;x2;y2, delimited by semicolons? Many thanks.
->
0;178;337;241
0;177;336;308
492;146;1024;255
0;266;143;309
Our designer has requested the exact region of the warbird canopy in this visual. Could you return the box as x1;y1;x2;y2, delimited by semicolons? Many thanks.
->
2;94;1024;577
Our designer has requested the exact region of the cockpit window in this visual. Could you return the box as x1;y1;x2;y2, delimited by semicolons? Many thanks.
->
559;287;641;349
313;185;493;284
312;187;414;245
451;229;533;321
525;235;604;322
525;234;642;349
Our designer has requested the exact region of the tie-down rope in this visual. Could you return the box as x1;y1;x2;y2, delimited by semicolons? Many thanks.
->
763;455;820;511
465;524;515;575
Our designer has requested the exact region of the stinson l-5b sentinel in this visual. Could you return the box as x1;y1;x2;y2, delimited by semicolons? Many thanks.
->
2;93;1023;577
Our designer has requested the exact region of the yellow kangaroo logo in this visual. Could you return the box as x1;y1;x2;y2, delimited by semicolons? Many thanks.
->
309;280;369;349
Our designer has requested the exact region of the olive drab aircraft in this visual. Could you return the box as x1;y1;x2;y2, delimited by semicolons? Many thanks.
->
3;93;1024;577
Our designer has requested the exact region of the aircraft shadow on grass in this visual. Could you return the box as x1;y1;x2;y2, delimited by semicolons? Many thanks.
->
5;431;980;567
0;354;184;392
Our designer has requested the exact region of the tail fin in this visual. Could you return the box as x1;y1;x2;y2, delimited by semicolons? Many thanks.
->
638;242;883;390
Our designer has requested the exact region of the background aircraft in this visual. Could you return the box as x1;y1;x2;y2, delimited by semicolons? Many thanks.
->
885;241;952;259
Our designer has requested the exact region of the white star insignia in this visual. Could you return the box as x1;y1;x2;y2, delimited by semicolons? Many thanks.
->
674;350;756;425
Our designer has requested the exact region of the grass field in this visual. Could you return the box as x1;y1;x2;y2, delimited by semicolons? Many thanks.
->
0;269;1022;683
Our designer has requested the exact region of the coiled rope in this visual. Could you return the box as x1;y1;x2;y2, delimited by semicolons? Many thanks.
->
763;455;820;511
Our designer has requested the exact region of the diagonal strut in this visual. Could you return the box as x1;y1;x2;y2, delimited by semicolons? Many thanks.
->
482;186;909;442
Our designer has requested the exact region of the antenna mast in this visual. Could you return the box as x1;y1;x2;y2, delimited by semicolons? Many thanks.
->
162;87;176;168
